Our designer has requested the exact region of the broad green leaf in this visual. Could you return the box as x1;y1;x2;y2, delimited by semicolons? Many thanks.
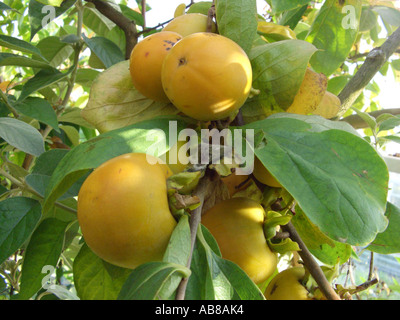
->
58;107;95;129
0;197;42;265
242;39;317;122
215;0;258;54
327;75;351;95
158;215;192;299
59;124;80;146
377;114;400;132
350;106;377;131
43;116;188;212
28;0;76;40
82;60;179;133
359;7;378;32
0;117;45;156
291;205;352;265
372;6;400;27
18;218;69;300
278;4;308;30
35;36;74;68
117;262;191;300
242;113;389;246
0;52;52;69
270;0;311;14
13;97;59;131
0;2;20;12
306;0;362;76
83;6;115;37
25;149;88;200
367;202;400;254
119;4;144;26
82;34;124;69
0;34;47;61
73;243;132;300
18;68;71;102
187;1;213;15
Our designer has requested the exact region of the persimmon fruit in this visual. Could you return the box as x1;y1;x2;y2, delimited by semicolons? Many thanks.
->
77;153;177;269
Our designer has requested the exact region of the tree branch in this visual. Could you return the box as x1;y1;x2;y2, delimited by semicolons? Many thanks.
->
85;0;138;59
340;107;400;129
337;27;400;117
282;222;341;300
175;173;210;300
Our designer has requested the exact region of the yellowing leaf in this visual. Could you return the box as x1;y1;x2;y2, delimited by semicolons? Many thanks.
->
257;21;297;41
81;60;179;133
174;3;187;17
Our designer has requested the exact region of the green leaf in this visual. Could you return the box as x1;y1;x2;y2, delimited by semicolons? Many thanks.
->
18;218;69;300
350;106;377;131
0;197;42;265
35;36;74;68
270;0;311;14
359;7;377;33
82;60;179;133
18;68;71;102
59;124;80;146
73;243;132;300
82;34;124;69
28;0;76;40
83;5;115;37
377;114;400;132
0;117;45;156
119;4;144;26
245;39;317;117
215;0;258;54
0;52;52;69
0;2;21;12
242;113;389;246
185;225;265;300
43;116;188;213
158;215;192;299
367;202;400;254
187;1;213;15
372;6;400;27
278;4;308;30
13;97;59;131
117;262;191;300
291;205;352;265
25;149;88;200
0;34;47;61
306;0;362;76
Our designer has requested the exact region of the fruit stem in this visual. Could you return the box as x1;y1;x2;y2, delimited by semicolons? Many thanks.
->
282;221;341;300
175;172;210;300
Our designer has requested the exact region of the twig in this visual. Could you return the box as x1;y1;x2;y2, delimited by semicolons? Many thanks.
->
175;173;210;300
337;27;400;117
141;0;146;30
282;221;341;300
85;0;138;59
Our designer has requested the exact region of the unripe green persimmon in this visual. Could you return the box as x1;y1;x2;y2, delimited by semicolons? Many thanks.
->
77;153;177;269
202;197;278;284
264;267;311;300
161;32;252;121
